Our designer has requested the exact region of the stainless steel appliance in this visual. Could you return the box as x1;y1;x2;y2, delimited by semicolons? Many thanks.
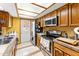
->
35;24;43;33
31;21;43;46
45;16;58;26
46;30;62;38
31;21;36;46
40;30;62;55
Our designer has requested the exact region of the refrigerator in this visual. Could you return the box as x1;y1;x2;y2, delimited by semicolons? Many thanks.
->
31;21;36;46
31;21;43;46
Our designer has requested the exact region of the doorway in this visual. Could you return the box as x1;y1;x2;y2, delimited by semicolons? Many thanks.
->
21;19;31;43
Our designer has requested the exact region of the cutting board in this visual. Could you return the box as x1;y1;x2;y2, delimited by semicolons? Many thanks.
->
56;37;79;46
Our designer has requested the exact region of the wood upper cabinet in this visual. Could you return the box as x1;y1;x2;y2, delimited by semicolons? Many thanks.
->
0;11;9;27
36;18;41;27
50;10;57;17
8;15;13;27
37;4;79;27
58;4;69;26
40;17;44;27
3;12;9;27
0;11;3;27
0;10;13;27
69;3;79;26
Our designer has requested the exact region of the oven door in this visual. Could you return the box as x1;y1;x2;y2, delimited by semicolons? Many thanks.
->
41;37;51;53
45;40;51;52
40;44;50;56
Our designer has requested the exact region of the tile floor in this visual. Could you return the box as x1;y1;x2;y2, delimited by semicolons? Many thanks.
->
16;42;44;56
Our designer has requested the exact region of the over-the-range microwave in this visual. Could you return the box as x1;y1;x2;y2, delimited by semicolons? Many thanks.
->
45;16;58;26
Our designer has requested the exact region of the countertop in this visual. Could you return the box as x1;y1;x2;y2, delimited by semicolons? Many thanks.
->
37;33;45;36
0;36;16;56
53;37;79;53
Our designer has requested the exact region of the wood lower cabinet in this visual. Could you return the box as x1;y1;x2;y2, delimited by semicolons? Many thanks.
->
54;47;70;56
63;53;70;56
54;48;63;56
37;34;41;48
54;42;79;56
69;3;79;26
58;4;69;26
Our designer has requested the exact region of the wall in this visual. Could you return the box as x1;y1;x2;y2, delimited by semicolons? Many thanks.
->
2;18;35;44
43;26;76;38
2;17;21;44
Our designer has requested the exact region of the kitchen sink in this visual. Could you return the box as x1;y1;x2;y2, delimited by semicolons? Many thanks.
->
0;37;13;45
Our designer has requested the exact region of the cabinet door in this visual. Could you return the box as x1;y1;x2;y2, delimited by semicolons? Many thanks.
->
40;18;43;27
3;12;9;27
8;16;13;27
37;35;41;48
69;3;79;26
42;16;45;27
58;4;69;26
54;48;63;56
0;12;3;27
0;11;9;27
50;11;57;17
63;53;70;56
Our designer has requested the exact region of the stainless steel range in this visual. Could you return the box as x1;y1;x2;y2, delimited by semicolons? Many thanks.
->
40;30;62;55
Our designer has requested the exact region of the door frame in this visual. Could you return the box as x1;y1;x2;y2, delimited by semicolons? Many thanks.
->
20;19;31;43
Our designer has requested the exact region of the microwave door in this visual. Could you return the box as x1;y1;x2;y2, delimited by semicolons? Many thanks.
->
45;20;51;26
51;19;55;26
48;20;51;25
45;20;49;25
53;18;57;26
51;18;58;26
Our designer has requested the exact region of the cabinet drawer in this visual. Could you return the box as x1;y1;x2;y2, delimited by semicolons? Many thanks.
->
54;48;63;56
54;43;79;56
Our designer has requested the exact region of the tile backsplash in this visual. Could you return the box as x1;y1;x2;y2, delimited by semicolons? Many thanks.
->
43;26;76;38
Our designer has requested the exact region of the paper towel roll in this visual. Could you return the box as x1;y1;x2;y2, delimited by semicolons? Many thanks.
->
74;27;79;34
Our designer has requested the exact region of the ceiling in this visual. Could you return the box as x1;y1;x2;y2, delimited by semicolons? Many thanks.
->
0;3;17;17
36;3;67;19
0;3;67;19
17;3;53;19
